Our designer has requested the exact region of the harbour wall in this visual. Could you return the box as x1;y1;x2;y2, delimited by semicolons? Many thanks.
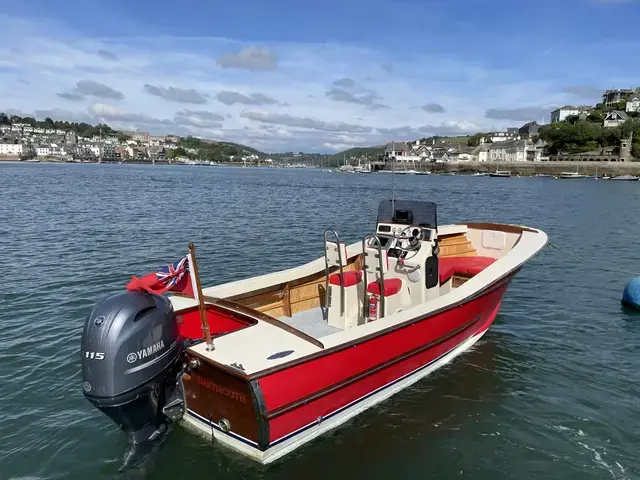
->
414;162;640;176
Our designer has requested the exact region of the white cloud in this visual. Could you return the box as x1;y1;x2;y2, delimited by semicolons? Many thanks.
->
217;46;278;71
324;142;357;151
174;110;224;128
240;110;373;133
3;13;636;152
216;91;280;105
143;84;208;104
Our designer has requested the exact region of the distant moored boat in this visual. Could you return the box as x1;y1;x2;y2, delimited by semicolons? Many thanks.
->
610;175;639;181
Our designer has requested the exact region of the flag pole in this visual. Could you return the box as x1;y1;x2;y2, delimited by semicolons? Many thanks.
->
188;243;213;350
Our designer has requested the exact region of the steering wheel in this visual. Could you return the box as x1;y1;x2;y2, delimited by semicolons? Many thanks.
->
397;226;424;251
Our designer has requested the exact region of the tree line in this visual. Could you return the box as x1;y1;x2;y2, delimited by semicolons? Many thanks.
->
537;115;640;158
166;136;264;161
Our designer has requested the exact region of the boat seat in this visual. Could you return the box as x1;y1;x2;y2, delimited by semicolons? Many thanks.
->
329;271;362;287
439;256;496;285
367;278;403;296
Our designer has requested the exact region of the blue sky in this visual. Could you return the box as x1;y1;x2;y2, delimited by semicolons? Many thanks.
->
1;0;639;152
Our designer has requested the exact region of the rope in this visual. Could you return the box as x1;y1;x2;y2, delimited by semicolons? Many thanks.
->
546;241;639;277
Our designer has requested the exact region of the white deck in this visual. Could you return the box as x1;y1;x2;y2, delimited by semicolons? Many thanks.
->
171;224;548;376
279;307;340;339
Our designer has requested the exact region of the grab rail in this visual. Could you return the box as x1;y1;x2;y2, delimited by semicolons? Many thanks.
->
362;234;385;320
323;229;345;317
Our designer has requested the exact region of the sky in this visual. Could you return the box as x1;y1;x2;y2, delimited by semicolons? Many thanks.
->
1;0;640;153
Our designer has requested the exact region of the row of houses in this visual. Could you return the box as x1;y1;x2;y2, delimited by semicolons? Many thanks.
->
0;125;178;161
385;138;550;164
0;124;68;135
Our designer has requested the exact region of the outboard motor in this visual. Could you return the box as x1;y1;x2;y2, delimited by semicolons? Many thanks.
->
81;291;186;450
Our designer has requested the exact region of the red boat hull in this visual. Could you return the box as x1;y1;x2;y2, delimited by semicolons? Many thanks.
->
183;276;511;461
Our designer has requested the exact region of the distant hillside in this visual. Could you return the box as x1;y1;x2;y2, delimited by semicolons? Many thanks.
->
328;145;386;162
191;137;266;159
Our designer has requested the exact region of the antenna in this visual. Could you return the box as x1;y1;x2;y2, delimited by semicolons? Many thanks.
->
391;142;396;213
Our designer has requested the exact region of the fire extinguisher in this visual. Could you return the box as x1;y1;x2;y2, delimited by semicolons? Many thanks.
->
368;294;379;322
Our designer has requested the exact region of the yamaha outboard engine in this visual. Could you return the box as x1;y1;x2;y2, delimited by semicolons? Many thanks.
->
81;291;185;452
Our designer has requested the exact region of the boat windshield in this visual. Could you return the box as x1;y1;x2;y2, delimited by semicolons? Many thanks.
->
377;199;437;229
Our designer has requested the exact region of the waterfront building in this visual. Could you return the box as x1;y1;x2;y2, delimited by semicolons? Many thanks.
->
487;139;528;162
35;145;51;156
0;143;24;156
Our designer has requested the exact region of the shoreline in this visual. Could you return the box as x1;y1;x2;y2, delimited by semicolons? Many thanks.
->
3;157;640;176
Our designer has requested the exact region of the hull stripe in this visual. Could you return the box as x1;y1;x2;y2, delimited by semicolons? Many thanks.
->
265;314;482;420
268;325;487;447
185;323;490;451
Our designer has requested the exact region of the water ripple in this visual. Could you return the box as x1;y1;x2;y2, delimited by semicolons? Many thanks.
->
1;164;639;479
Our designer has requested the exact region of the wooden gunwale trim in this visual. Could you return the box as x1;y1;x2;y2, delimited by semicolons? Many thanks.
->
263;313;483;420
459;222;538;234
282;282;292;317
229;256;360;302
202;296;324;349
250;268;520;380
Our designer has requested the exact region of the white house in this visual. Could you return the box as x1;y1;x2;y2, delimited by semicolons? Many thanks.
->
33;127;45;134
50;145;68;156
11;125;22;132
133;131;150;143
626;96;640;113
0;143;23;156
89;145;102;157
550;105;592;123
36;145;51;156
0;125;11;132
525;140;548;162
483;131;520;143
604;110;629;128
149;136;166;146
473;144;491;162
385;141;418;163
487;140;528;162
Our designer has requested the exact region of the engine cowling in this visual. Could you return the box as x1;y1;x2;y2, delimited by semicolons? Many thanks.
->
81;291;185;445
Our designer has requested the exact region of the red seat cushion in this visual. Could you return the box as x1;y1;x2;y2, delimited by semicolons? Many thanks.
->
329;270;362;287
465;257;496;276
367;278;403;296
439;256;496;284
